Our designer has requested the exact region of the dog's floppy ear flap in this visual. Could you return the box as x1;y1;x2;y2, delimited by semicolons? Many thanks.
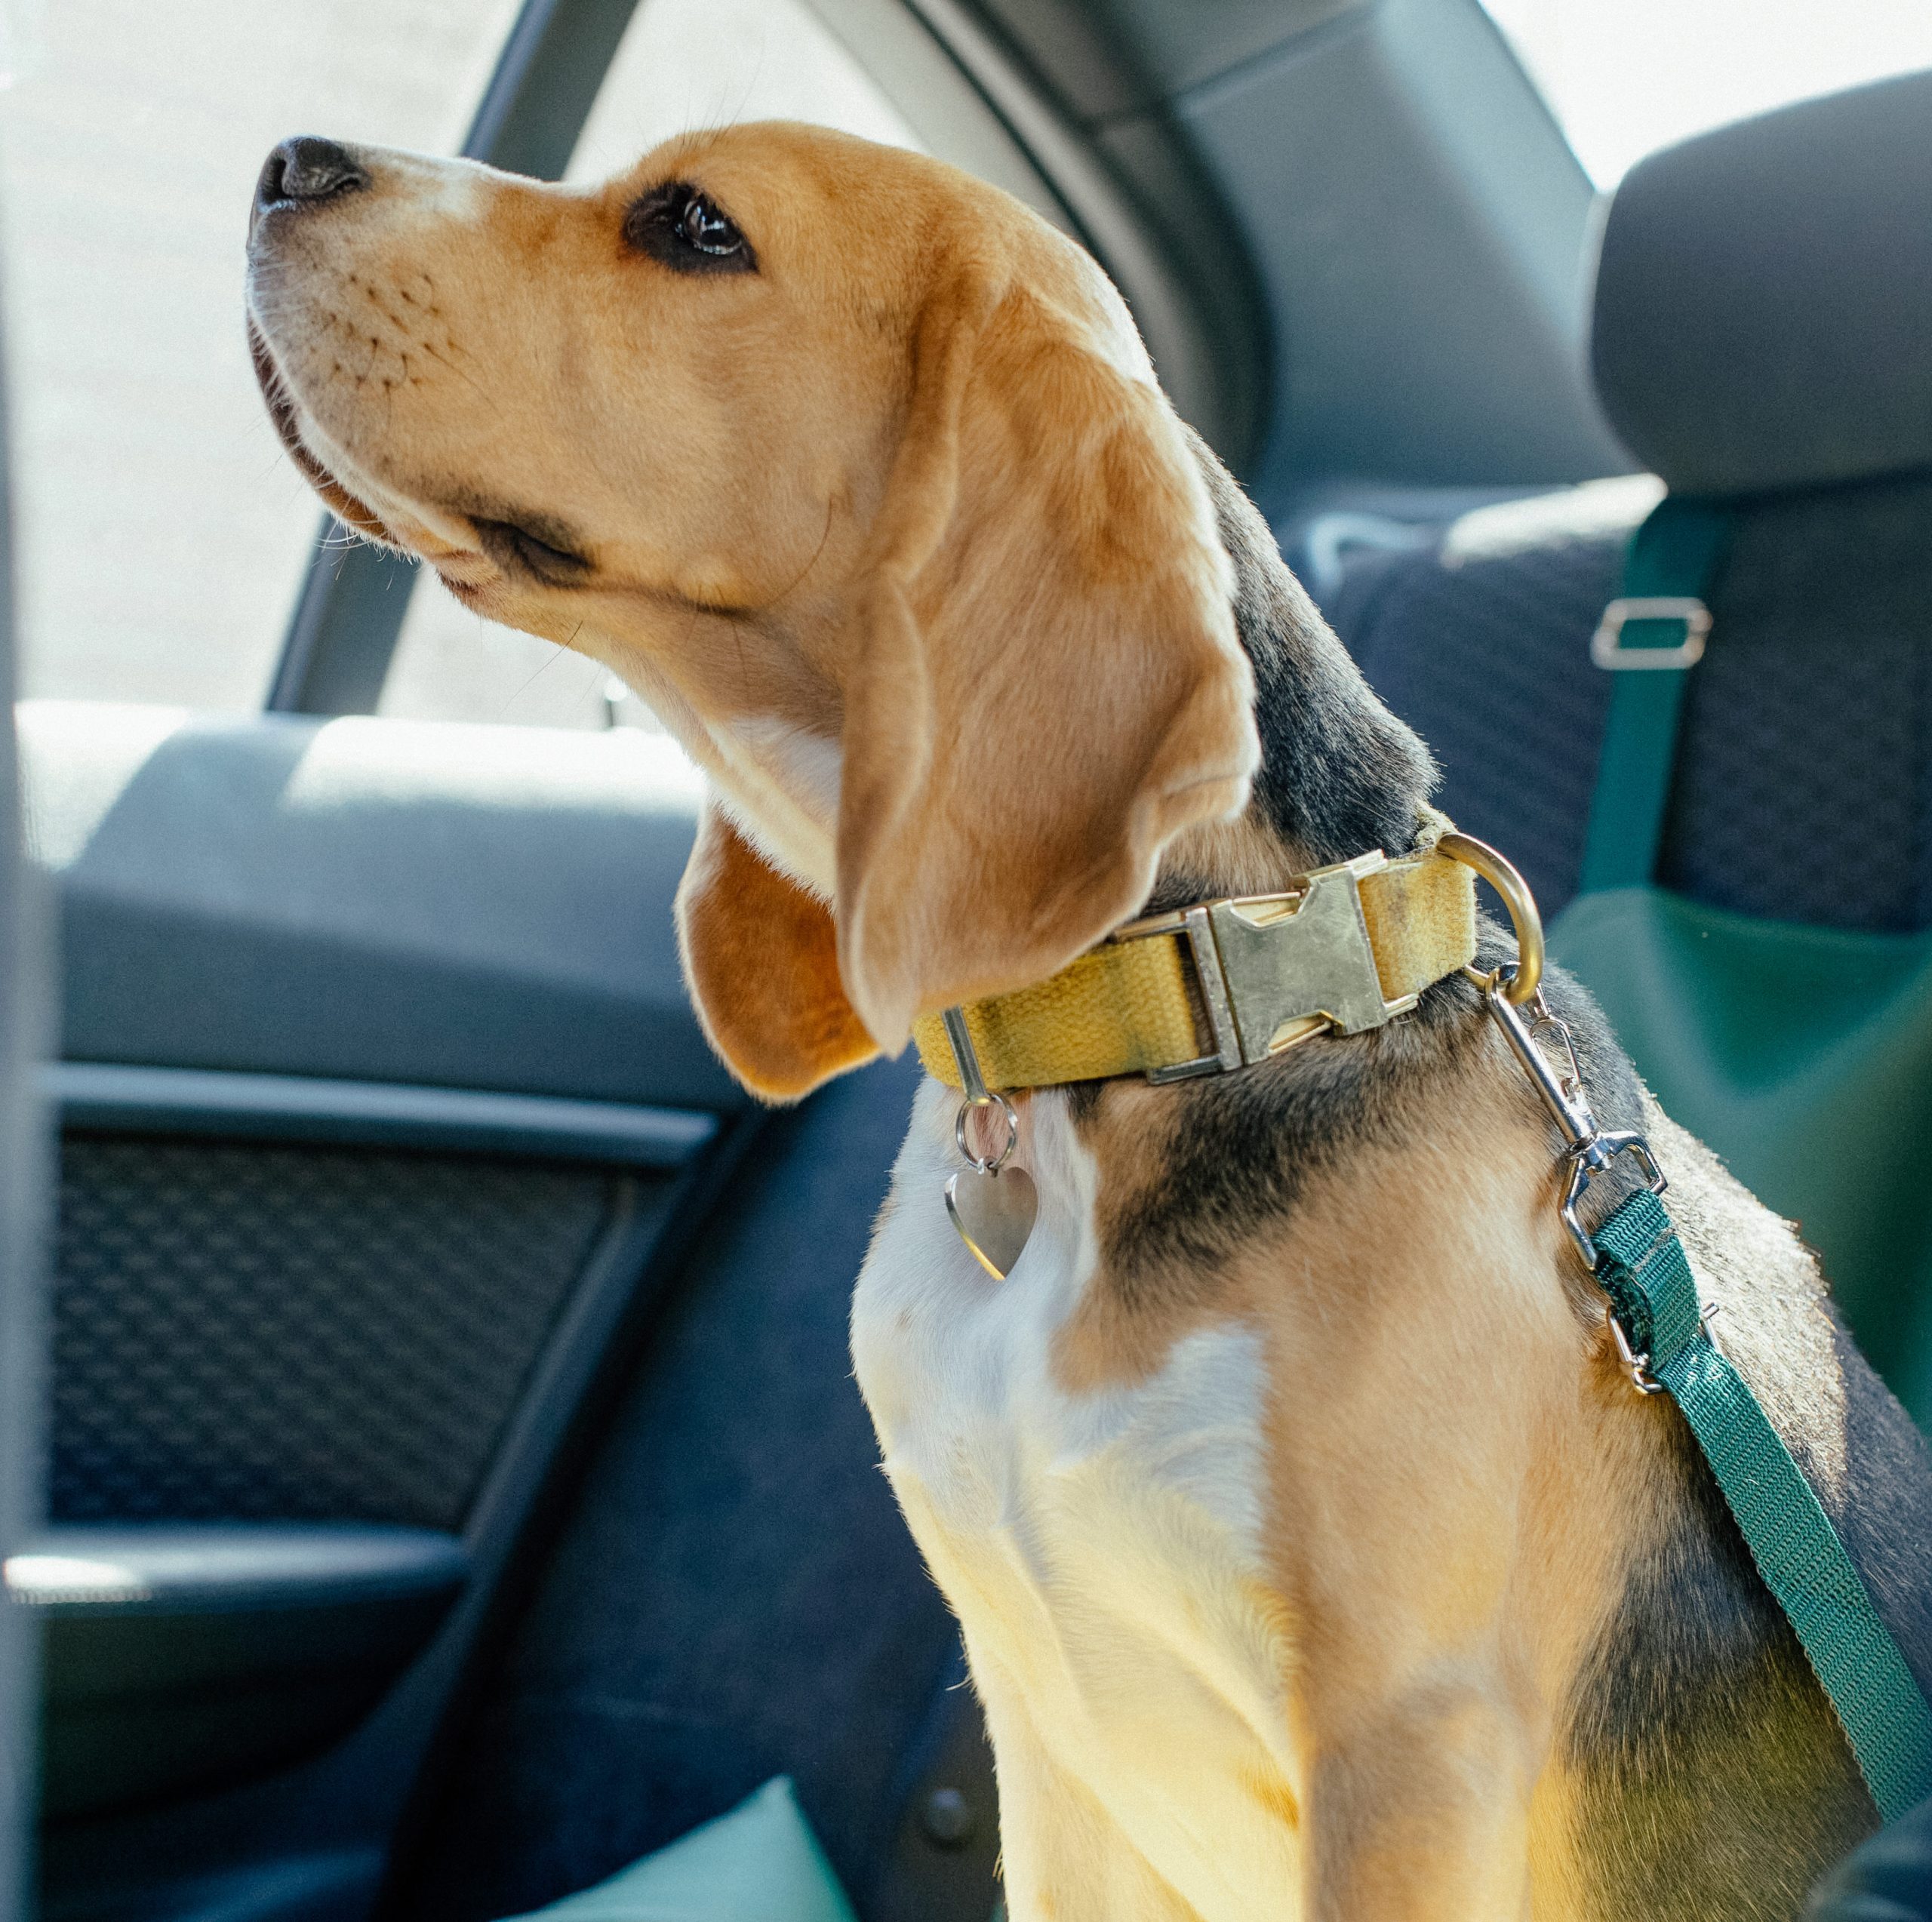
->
835;260;1260;1051
675;804;879;1101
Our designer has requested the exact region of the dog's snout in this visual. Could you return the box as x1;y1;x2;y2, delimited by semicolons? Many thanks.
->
256;136;369;214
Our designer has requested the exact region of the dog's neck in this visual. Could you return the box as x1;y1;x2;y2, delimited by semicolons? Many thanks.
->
1146;444;1436;915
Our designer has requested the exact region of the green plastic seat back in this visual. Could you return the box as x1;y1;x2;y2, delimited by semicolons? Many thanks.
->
1552;887;1932;1424
1551;497;1932;1428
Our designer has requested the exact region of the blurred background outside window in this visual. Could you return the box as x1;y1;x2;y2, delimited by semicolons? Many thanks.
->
0;0;915;726
0;0;522;709
1483;0;1932;185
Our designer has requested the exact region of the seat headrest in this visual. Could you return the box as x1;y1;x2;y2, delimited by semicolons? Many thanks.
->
1589;69;1932;498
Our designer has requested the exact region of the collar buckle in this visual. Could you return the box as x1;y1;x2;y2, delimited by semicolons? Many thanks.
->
1114;851;1414;1083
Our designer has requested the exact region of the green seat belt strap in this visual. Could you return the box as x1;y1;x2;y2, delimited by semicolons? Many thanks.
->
1595;1187;1932;1821
1576;498;1734;893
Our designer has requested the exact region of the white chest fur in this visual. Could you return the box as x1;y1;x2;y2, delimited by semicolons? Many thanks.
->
852;1081;1305;1920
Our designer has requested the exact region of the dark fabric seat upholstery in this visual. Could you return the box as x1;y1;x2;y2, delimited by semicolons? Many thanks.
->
1318;68;1932;939
1321;479;1638;918
1322;467;1932;932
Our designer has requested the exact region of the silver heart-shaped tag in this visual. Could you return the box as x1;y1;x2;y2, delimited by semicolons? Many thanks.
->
945;1164;1038;1280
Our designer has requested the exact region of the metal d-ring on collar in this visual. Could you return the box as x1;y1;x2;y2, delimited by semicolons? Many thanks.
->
1438;834;1669;1384
941;1007;1019;1174
1436;831;1543;1006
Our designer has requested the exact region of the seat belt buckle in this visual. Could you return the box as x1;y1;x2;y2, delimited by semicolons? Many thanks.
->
1590;595;1712;669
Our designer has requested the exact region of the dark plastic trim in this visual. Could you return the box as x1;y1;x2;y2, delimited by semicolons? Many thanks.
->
8;1526;469;1618
871;1647;1000;1922
13;1527;469;1823
1183;0;1626;495
45;1062;717;1170
263;542;418;721
883;0;1271;466
265;0;648;718
461;0;645;183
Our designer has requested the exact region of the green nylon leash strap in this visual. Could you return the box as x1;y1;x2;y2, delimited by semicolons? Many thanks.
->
1576;498;1735;894
1594;1188;1932;1821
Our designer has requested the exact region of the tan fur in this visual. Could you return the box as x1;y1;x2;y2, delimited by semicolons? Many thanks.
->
675;804;877;1099
1241;1075;1662;1920
247;125;1257;1075
1041;1042;1689;1918
835;263;1257;1050
248;122;1881;1917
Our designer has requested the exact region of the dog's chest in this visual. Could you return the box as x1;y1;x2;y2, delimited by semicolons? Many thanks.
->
852;1083;1303;1917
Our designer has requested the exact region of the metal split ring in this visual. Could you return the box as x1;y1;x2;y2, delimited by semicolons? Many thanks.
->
955;1091;1018;1173
941;1004;1020;1172
1438;830;1546;1007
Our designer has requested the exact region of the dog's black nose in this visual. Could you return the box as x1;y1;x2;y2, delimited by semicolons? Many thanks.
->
256;137;368;213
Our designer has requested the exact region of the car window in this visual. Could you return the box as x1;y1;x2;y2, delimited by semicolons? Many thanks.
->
377;0;921;733
0;0;525;711
1484;0;1932;185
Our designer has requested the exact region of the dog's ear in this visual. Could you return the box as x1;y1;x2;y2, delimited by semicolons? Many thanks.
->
675;804;879;1101
835;257;1259;1053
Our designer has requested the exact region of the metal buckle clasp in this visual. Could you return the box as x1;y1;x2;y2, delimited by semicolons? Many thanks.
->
1590;596;1712;670
1113;853;1411;1084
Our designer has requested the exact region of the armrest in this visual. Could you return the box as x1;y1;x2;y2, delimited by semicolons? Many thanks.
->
7;1524;468;1820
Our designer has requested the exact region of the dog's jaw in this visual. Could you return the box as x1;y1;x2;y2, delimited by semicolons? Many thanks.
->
245;312;488;576
246;317;397;548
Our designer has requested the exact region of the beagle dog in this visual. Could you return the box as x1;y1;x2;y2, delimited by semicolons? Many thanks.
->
245;122;1932;1920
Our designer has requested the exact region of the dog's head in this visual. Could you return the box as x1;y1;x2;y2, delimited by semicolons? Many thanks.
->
247;122;1258;1096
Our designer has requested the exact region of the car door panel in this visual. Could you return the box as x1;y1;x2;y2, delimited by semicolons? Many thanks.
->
13;692;1008;1922
386;1054;972;1922
16;703;768;1922
24;703;743;1112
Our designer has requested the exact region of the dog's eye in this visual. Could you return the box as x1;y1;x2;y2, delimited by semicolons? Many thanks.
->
624;182;757;275
677;194;741;255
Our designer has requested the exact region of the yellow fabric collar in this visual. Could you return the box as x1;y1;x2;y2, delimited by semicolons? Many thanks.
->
912;820;1477;1092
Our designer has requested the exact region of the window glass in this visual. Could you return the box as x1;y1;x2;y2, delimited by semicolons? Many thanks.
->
1483;0;1932;186
1;0;523;708
377;0;921;732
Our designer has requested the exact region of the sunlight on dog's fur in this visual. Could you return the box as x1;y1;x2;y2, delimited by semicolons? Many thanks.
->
248;122;1932;1920
246;125;1255;1090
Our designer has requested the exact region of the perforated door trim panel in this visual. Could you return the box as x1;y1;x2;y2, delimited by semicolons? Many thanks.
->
40;1117;762;1922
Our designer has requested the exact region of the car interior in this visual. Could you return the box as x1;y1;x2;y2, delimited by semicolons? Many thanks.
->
2;2;1930;1919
